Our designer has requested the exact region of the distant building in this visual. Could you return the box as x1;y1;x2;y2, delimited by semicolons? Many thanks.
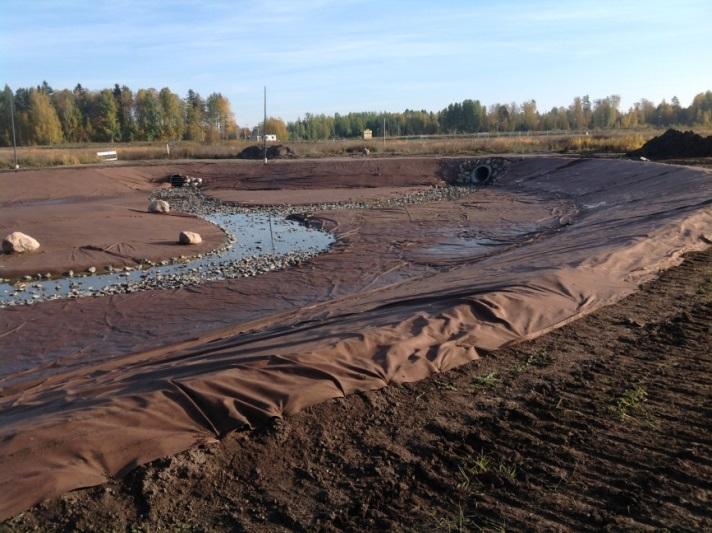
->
362;129;372;140
250;133;277;142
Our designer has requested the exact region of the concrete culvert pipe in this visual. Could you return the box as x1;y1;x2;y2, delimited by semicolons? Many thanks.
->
473;165;492;183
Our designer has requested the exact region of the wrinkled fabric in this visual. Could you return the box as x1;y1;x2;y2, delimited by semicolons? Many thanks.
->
0;156;710;519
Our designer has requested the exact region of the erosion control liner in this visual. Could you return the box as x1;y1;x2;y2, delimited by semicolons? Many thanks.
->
0;156;711;519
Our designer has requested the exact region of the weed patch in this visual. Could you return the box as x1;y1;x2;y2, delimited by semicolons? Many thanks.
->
614;385;648;421
471;372;499;390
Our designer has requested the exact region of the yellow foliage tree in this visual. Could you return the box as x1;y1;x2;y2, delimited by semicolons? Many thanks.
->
28;89;63;145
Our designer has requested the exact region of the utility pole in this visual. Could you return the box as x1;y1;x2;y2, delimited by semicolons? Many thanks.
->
9;88;18;170
263;86;267;165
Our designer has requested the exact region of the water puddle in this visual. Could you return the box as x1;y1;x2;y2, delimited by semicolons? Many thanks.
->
420;237;506;259
0;212;334;306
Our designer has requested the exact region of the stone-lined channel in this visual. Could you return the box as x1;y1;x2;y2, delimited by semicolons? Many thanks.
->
0;206;334;308
0;184;479;308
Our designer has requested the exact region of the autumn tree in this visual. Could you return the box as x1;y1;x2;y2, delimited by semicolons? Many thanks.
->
27;89;63;144
205;92;235;141
260;117;288;140
158;88;185;140
50;90;83;142
519;100;539;131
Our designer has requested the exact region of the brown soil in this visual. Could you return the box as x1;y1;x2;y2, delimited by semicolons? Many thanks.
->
630;129;712;160
0;157;451;277
5;242;711;532
0;156;710;527
237;144;297;160
0;193;224;278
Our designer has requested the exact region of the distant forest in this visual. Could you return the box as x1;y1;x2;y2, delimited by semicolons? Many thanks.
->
289;91;712;140
1;82;711;146
0;82;239;147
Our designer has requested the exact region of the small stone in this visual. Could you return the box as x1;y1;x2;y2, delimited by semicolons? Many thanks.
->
87;266;97;274
148;199;170;214
2;232;40;254
178;231;202;245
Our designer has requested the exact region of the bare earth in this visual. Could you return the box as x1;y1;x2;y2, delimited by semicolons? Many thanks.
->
5;243;711;532
1;156;711;530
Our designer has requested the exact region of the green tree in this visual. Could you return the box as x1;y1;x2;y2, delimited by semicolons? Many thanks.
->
135;88;162;141
184;90;206;141
113;84;136;142
0;86;15;146
51;90;83;142
90;89;120;142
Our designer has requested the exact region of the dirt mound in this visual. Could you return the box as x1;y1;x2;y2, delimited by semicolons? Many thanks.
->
630;129;712;159
237;144;296;160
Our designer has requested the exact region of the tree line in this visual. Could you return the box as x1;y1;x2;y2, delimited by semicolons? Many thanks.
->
288;91;712;140
1;83;711;146
0;82;238;146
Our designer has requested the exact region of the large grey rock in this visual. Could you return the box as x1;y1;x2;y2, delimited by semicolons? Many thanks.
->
178;231;202;245
2;232;40;254
148;199;170;213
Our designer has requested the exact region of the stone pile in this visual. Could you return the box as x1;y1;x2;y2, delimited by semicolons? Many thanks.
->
169;174;203;188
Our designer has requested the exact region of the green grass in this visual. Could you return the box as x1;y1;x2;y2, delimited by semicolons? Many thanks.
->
472;372;500;389
614;385;648;421
457;451;518;490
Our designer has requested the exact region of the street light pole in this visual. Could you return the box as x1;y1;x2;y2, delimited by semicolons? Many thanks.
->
9;88;18;169
263;86;267;165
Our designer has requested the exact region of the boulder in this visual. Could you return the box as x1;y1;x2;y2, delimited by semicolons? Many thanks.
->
178;231;202;245
2;232;40;254
148;199;170;213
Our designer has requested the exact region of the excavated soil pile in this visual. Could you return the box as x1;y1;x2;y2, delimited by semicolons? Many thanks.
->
630;128;712;159
237;144;296;160
0;156;711;520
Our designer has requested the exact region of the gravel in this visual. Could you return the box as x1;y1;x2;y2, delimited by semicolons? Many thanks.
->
0;184;476;308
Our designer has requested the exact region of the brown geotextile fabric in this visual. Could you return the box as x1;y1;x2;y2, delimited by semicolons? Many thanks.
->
0;156;711;519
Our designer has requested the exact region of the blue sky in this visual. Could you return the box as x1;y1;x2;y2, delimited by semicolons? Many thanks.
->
1;0;711;127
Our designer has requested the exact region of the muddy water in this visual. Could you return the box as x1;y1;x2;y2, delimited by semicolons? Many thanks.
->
0;212;334;306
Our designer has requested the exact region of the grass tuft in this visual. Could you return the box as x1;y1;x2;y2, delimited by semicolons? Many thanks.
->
614;385;648;421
